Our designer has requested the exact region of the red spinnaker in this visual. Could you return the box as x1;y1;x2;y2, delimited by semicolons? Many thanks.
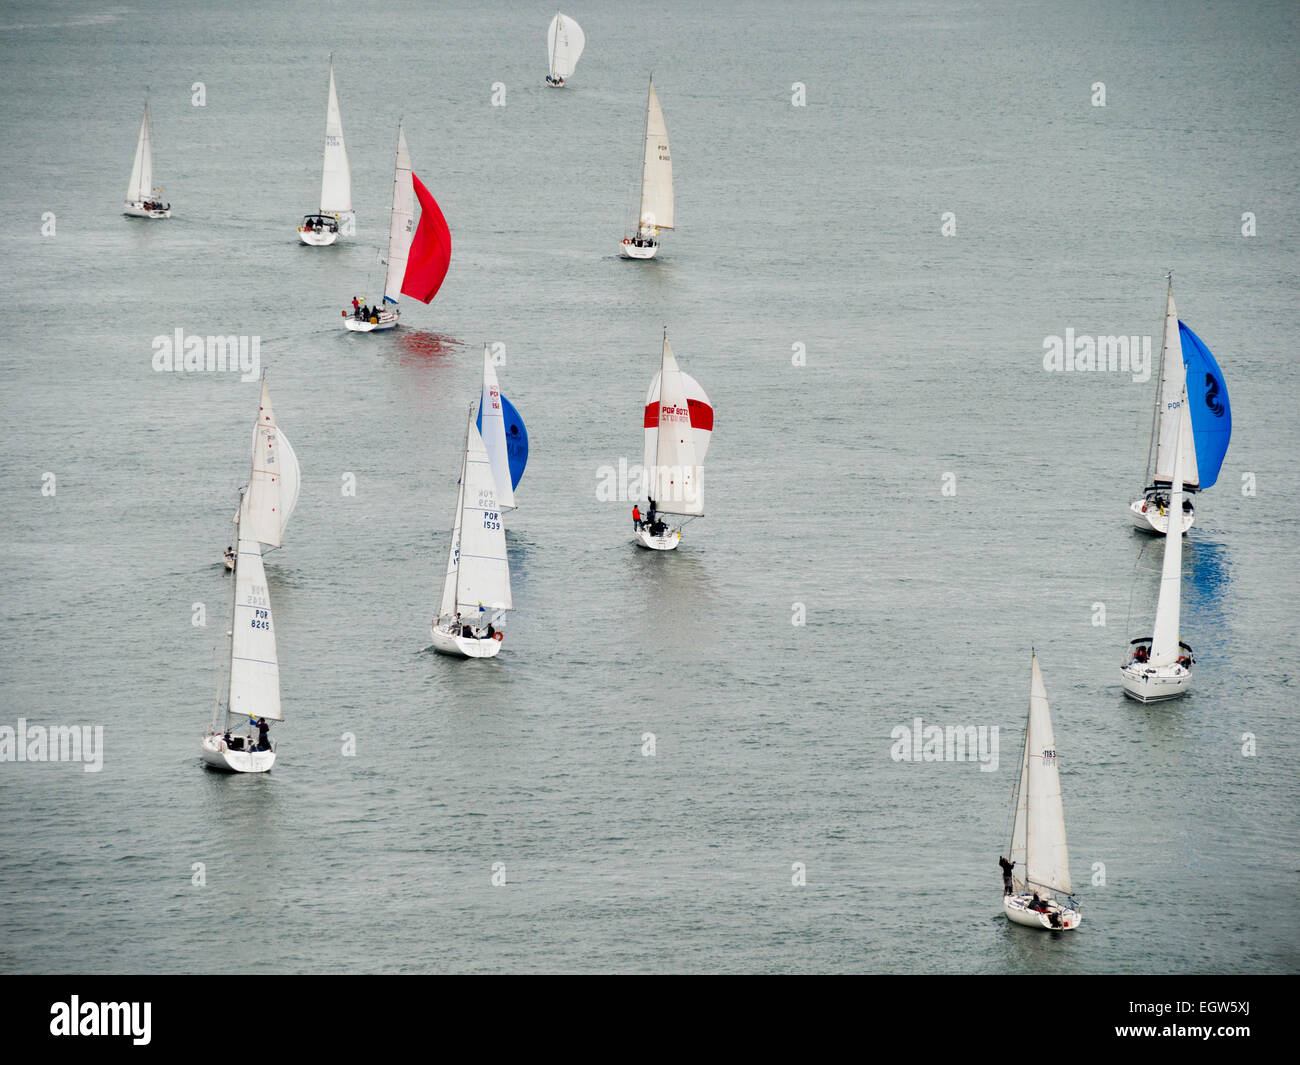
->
401;173;451;304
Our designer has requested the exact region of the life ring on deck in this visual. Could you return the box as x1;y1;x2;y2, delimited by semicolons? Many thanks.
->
493;631;504;642
622;238;630;245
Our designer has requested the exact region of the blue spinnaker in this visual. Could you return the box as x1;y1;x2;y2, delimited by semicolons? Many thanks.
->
1178;321;1231;490
476;392;528;490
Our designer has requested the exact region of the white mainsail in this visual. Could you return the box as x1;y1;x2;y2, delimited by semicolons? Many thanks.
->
237;378;301;548
439;414;512;620
638;80;674;231
126;102;153;204
1150;286;1199;491
383;125;414;305
1010;653;1071;895
645;338;702;515
547;12;586;80
228;501;282;722
1149;396;1188;667
480;345;516;511
319;55;352;215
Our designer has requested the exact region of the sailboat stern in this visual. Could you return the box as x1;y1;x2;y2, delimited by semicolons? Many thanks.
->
621;237;659;259
1003;893;1081;930
1129;493;1194;535
200;731;275;773
430;620;504;659
1121;639;1193;702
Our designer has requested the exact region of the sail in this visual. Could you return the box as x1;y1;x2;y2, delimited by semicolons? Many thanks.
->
479;346;516;510
1178;322;1231;490
477;392;529;490
276;427;302;537
1152;290;1200;491
126;103;153;204
401;173;452;304
644;339;703;515
643;368;713;472
455;423;512;614
1023;654;1071;895
383;126;414;305
319;57;352;214
229;506;282;722
1150;397;1187;667
638;81;674;231
239;379;293;548
438;445;467;619
547;12;585;79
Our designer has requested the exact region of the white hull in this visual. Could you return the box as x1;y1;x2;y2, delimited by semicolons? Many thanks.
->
545;75;565;87
299;226;339;246
1129;496;1194;535
634;524;681;550
1003;893;1081;930
1121;660;1192;702
123;202;170;219
430;624;504;659
621;239;658;259
200;732;275;773
344;309;399;332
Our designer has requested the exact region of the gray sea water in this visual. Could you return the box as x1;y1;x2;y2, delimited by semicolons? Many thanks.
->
1;0;1297;974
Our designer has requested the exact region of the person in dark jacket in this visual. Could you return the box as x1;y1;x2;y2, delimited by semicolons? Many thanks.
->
999;856;1015;895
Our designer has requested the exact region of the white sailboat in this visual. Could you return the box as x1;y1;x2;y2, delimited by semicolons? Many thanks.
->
479;345;516;512
1002;652;1082;931
635;334;712;550
345;124;413;331
545;12;585;87
298;54;352;246
122;97;170;218
620;78;673;259
430;408;513;658
1130;276;1197;534
201;489;282;773
223;376;302;570
1122;392;1194;702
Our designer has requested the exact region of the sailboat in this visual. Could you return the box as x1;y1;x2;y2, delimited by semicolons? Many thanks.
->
298;54;352;245
201;488;282;772
1129;275;1232;533
635;334;713;550
620;78;673;259
1122;391;1194;702
1003;652;1082;930
545;12;585;87
222;376;302;571
122;97;170;218
343;124;451;331
430;407;513;658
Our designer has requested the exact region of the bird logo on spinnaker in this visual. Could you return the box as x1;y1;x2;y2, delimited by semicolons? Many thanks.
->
1205;372;1224;417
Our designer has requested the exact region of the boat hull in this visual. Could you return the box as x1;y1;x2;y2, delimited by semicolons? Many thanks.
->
299;226;339;246
1129;497;1194;534
545;75;565;87
1003;893;1081;930
635;525;681;550
621;239;658;259
430;625;504;659
200;732;275;773
344;310;398;332
123;202;170;219
1121;661;1192;702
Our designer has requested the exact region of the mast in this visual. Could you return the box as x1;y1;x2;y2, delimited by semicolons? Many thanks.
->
1142;272;1171;489
453;404;473;609
213;494;243;733
1149;394;1187;666
550;12;560;76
